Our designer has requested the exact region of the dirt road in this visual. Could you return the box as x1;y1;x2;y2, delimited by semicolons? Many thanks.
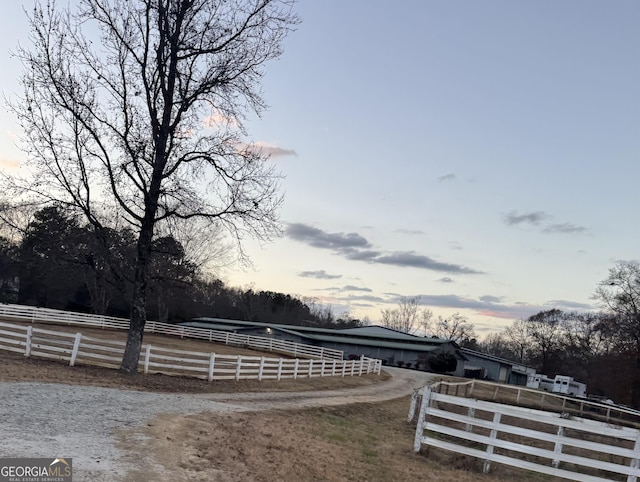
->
0;367;436;481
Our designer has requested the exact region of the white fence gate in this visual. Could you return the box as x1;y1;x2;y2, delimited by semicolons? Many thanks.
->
413;385;640;481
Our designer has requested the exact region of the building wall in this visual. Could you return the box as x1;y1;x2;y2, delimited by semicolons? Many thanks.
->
311;341;427;364
461;352;510;382
508;372;528;386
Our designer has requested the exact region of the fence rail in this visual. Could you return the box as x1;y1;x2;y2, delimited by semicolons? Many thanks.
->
408;379;640;428
0;321;380;381
413;383;640;481
0;303;345;362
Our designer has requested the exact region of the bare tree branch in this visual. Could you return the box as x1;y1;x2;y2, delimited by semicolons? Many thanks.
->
3;0;299;372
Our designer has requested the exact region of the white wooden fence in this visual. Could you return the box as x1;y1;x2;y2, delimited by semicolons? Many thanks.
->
413;384;640;481
0;321;380;380
0;303;344;361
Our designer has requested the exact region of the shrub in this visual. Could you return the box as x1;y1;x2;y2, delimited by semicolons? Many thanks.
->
428;353;457;374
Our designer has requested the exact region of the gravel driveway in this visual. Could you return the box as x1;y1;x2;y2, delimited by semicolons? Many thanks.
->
0;368;435;481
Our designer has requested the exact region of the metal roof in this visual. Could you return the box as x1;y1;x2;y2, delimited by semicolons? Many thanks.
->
191;317;453;347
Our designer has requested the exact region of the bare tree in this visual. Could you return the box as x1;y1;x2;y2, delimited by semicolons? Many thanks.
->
561;311;611;386
420;308;433;337
4;0;298;372
594;262;640;350
479;332;515;360
380;296;429;334
593;261;640;405
504;319;531;364
433;312;476;344
525;309;566;374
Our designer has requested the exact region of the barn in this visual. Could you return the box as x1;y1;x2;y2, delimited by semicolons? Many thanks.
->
181;318;535;384
182;319;466;370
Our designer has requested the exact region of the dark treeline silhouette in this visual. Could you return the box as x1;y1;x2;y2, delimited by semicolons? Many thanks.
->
0;206;360;330
479;263;640;409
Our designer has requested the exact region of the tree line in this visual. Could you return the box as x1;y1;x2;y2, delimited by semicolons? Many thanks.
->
477;262;640;408
0;205;361;329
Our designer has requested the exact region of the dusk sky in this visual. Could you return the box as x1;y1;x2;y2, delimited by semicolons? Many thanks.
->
1;1;639;336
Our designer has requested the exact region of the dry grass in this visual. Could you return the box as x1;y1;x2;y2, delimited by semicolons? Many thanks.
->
142;395;552;481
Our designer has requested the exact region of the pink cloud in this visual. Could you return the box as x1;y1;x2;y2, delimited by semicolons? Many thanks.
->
246;142;297;158
0;158;20;170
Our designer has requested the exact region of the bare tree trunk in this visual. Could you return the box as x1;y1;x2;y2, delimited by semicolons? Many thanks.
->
120;218;155;373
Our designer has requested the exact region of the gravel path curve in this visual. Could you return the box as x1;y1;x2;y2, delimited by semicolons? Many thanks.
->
0;368;435;481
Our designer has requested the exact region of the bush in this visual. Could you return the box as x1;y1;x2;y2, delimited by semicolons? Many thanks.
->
428;353;457;374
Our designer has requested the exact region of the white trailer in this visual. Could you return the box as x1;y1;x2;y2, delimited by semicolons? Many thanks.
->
552;375;587;398
527;374;555;392
527;373;586;396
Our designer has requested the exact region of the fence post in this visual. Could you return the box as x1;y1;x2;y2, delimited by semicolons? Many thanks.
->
408;388;420;422
321;359;325;377
482;412;502;474
24;326;33;357
320;347;324;359
294;359;299;379
258;356;265;381
69;332;82;366
225;333;229;345
235;355;242;380
413;386;432;453
308;359;314;378
341;361;346;377
277;358;283;381
466;407;475;432
144;345;151;374
332;360;336;377
350;360;355;377
552;425;564;468
359;356;364;376
208;353;216;382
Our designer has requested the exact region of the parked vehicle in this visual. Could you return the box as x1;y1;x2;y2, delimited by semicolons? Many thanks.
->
553;375;587;397
527;373;587;398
